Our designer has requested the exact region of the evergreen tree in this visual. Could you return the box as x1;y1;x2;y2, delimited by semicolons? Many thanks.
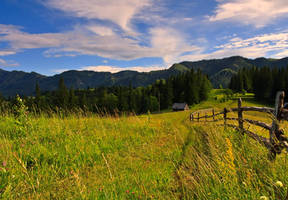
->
57;78;69;108
35;81;41;110
68;88;77;109
35;82;41;101
79;92;87;110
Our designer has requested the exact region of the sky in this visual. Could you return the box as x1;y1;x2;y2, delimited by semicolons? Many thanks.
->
0;0;288;75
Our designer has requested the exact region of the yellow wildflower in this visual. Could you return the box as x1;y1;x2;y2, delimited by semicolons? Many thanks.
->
275;181;283;187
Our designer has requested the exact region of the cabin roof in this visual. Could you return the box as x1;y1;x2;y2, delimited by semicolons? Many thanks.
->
172;103;189;110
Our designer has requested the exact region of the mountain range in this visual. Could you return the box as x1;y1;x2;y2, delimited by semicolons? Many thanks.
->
1;56;288;97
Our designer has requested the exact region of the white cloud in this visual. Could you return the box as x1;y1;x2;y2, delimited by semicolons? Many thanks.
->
46;0;151;31
52;68;70;73
0;24;199;67
149;27;200;65
0;58;19;67
0;24;150;59
86;25;115;36
80;65;165;73
209;0;288;27
273;49;288;58
0;50;17;56
2;23;288;67
179;31;288;61
0;1;203;69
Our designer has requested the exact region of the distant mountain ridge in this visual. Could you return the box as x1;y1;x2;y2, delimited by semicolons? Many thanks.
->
178;56;288;88
1;56;288;97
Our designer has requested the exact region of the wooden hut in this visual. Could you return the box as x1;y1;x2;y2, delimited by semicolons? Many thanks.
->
172;103;189;111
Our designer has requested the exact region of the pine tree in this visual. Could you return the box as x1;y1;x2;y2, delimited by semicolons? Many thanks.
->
35;81;41;109
57;78;69;108
68;88;77;109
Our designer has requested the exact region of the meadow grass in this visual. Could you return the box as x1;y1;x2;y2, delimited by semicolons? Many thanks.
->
1;90;288;199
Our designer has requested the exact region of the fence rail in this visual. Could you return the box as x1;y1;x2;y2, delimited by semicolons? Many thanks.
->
190;91;288;160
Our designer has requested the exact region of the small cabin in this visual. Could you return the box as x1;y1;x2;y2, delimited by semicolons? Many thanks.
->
172;103;189;111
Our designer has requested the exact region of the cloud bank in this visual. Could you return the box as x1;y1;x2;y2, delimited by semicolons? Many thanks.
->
209;0;288;27
46;0;151;32
81;65;164;73
0;58;19;67
0;24;198;66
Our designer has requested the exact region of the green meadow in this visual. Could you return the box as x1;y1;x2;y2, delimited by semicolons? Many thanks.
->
1;90;288;199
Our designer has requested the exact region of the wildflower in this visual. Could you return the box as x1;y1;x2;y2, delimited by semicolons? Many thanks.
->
224;138;236;175
126;190;129;194
260;196;269;200
132;192;135;194
2;161;7;167
275;181;283;187
0;168;6;173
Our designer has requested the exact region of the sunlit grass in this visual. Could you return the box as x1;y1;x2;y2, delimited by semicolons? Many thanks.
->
1;89;288;199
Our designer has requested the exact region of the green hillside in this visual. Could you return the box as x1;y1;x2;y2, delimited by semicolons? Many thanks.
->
1;90;288;199
1;56;288;96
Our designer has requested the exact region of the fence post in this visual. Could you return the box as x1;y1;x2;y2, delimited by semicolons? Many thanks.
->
212;109;215;121
269;91;285;159
238;98;244;133
198;112;200;122
224;108;227;128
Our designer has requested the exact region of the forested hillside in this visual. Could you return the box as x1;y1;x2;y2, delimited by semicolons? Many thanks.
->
0;69;211;114
229;66;288;101
1;56;288;96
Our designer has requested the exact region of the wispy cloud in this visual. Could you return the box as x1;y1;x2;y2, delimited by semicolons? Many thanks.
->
180;31;288;61
209;0;288;27
86;25;115;36
45;0;151;32
0;58;19;67
0;24;199;67
0;1;203;70
0;49;17;56
80;65;165;73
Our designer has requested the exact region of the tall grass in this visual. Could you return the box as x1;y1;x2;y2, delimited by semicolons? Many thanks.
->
1;90;288;199
0;111;190;199
177;123;288;199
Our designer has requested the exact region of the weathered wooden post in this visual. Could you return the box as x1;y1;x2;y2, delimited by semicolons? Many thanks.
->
212;109;215;121
198;112;200;122
238;98;244;132
224;108;227;127
269;91;285;159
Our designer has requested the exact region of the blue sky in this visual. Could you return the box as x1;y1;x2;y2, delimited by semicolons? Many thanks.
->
0;0;288;75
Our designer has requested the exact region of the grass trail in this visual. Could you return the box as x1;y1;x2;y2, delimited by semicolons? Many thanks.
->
0;110;194;199
1;90;288;199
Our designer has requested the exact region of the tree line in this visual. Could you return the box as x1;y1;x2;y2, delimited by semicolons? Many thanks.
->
0;69;211;115
229;66;288;101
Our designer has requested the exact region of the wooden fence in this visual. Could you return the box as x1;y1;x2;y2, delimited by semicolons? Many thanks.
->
190;91;288;160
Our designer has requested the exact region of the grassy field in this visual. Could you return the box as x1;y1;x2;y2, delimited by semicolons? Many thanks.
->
1;90;288;199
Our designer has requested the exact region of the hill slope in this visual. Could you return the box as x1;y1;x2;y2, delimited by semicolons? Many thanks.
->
1;56;288;96
180;56;288;87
